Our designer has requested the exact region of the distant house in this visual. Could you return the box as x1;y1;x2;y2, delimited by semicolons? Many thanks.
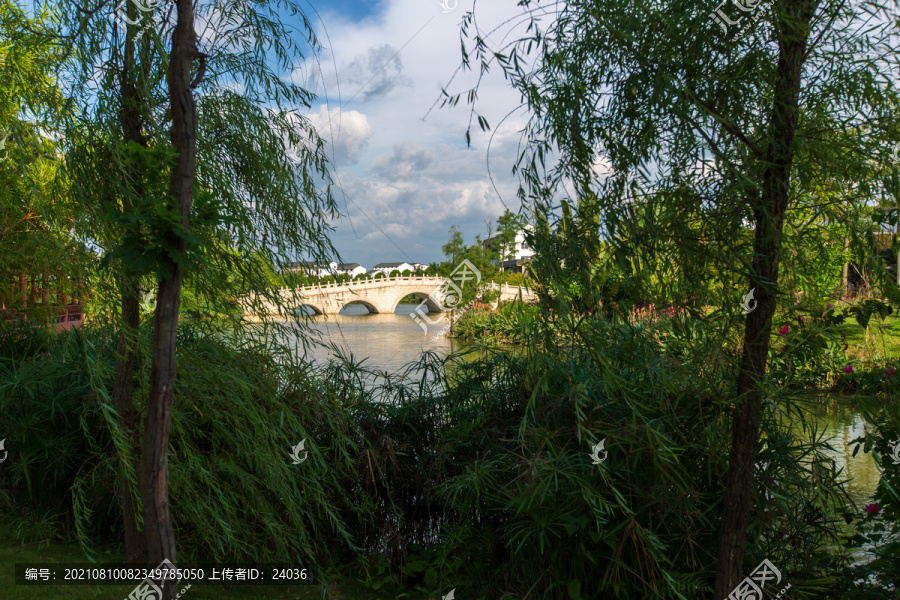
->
369;262;426;276
283;261;321;276
284;261;367;278
483;227;535;273
335;263;368;278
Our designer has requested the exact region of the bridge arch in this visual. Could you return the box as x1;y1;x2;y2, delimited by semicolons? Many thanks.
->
388;290;443;315
293;303;324;315
339;299;380;314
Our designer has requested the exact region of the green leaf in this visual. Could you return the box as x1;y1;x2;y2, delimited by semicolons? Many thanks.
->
567;578;582;600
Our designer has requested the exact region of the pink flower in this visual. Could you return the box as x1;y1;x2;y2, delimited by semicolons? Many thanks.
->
885;367;896;377
826;303;833;310
865;504;880;515
780;345;786;351
778;326;789;336
799;316;805;323
844;365;853;374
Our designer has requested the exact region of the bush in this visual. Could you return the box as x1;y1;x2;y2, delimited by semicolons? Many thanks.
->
451;301;538;344
0;316;864;599
0;326;116;544
0;322;364;571
343;315;853;599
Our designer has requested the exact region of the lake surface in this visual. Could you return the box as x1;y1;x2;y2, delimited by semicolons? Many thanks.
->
296;302;467;372
808;397;880;507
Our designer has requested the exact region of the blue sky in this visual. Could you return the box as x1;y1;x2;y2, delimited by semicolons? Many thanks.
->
293;0;541;267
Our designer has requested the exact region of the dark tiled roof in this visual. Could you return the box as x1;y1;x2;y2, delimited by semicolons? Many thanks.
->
284;261;319;268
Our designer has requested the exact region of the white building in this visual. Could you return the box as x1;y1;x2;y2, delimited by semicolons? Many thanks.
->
483;228;535;272
368;262;427;276
284;261;367;278
335;263;368;278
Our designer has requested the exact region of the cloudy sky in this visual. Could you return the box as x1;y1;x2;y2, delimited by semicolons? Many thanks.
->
291;0;545;267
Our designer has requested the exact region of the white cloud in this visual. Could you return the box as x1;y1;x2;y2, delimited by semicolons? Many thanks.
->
307;105;373;165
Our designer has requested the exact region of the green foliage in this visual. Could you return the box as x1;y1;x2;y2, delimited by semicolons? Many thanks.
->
0;323;364;570
0;312;869;599
345;315;852;599
0;326;112;542
494;208;525;268
56;0;341;327
768;308;853;389
0;1;81;281
451;300;538;344
441;225;466;264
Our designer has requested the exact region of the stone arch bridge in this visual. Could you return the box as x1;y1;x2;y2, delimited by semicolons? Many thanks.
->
241;275;537;316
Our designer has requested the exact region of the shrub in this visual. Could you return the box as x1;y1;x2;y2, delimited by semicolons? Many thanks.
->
0;322;363;571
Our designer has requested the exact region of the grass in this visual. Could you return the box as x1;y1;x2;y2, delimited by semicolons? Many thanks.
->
0;524;379;600
835;314;900;361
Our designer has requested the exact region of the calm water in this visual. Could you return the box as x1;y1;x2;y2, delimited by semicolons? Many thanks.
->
805;396;888;566
808;398;880;507
295;303;468;372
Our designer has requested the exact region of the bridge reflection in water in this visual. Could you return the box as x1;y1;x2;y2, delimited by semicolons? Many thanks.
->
285;303;472;377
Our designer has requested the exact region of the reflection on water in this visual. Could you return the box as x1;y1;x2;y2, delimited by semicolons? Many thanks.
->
804;395;889;567
293;303;465;373
809;399;880;507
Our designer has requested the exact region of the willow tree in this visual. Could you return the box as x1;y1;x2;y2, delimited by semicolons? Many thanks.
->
50;0;339;587
0;1;76;298
448;0;900;594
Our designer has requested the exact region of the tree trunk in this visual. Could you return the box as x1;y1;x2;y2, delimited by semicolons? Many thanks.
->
713;0;815;596
115;7;151;564
139;0;200;597
113;280;145;563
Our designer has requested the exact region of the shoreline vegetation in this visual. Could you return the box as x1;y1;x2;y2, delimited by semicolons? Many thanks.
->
3;285;899;599
452;295;900;389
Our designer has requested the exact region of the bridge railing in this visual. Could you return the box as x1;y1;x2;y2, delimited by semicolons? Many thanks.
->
287;276;537;296
296;275;445;293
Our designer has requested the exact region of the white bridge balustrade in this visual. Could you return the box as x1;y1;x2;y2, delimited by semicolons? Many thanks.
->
239;275;537;316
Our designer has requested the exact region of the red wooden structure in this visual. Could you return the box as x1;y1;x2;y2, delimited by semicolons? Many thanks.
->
2;272;84;331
